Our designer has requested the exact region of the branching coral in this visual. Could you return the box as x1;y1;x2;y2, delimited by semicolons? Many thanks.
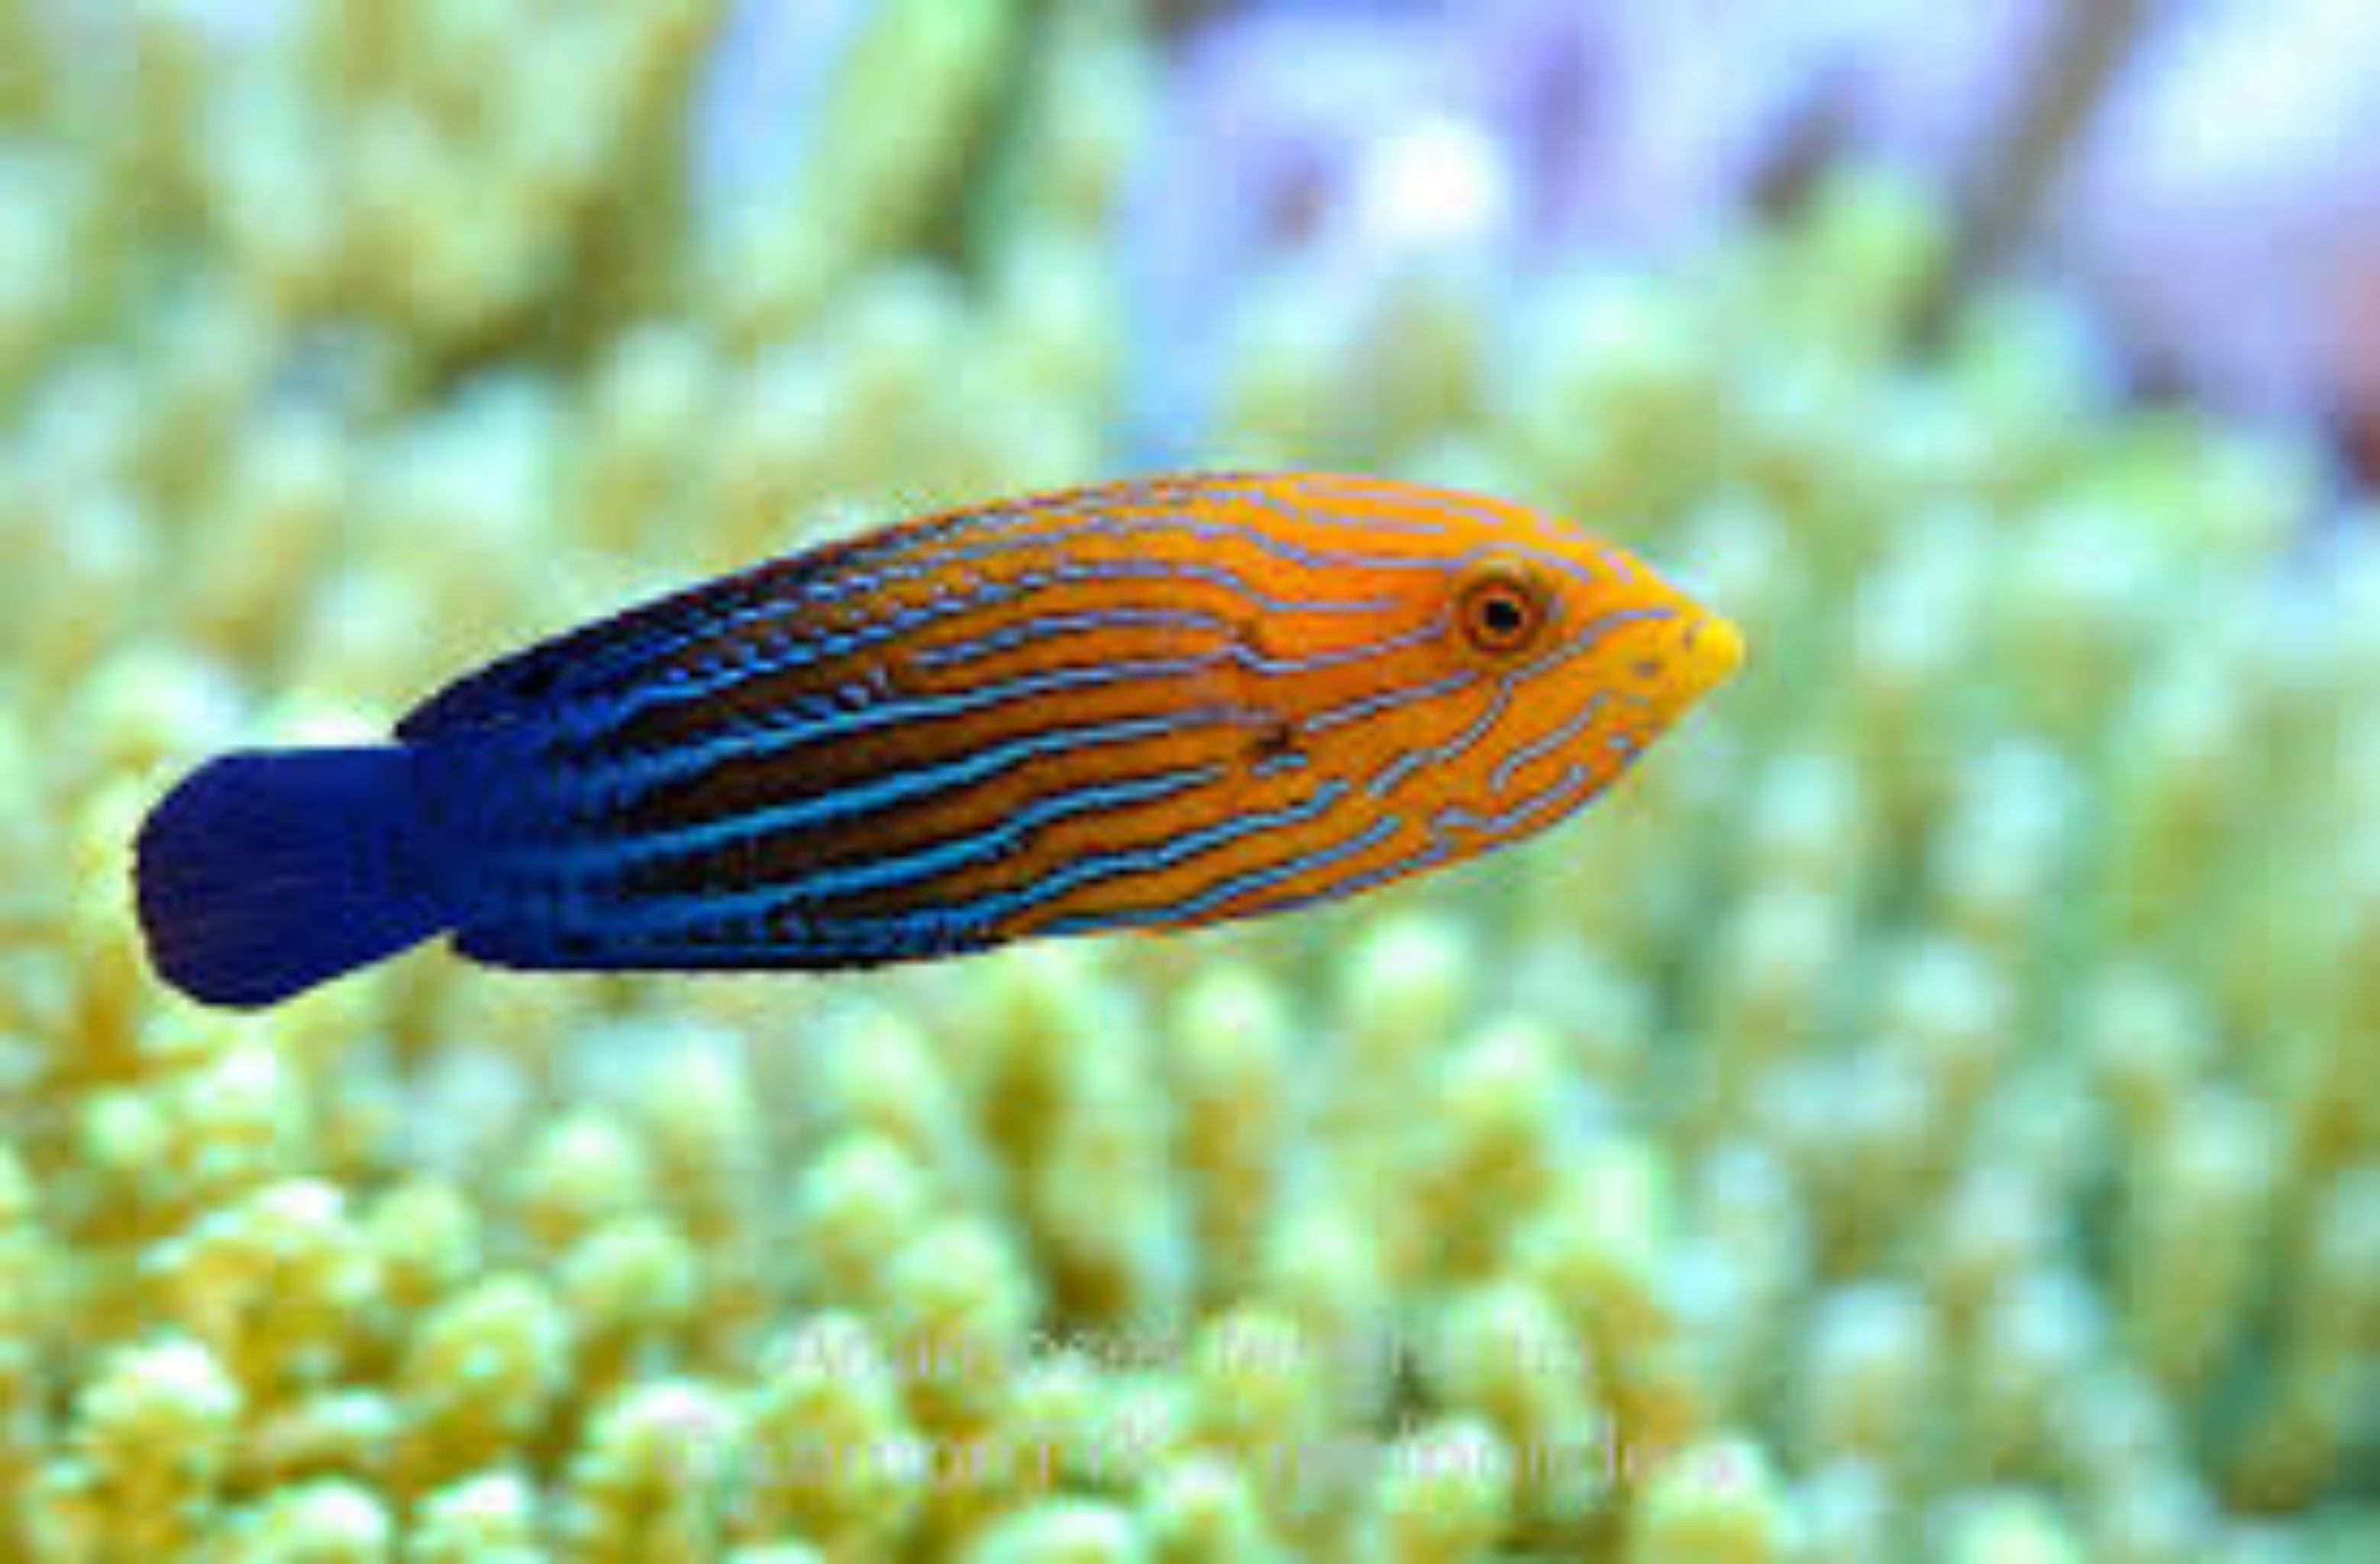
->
0;2;2375;1562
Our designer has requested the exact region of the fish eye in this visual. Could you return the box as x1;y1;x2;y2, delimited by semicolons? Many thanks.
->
1455;559;1551;658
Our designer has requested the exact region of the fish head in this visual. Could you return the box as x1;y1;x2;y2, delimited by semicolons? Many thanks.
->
1515;535;1744;735
1271;506;1744;853
1446;526;1739;768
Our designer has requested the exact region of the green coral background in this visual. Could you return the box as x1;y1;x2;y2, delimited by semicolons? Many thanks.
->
1;2;2375;1560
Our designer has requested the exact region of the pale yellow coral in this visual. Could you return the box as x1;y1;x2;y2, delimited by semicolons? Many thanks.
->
1355;1417;1516;1564
1423;1281;1604;1530
150;1177;378;1399
408;1471;547;1564
30;1335;244;1559
708;0;1026;343
557;1214;702;1392
231;1477;396;1564
560;1377;739;1563
1623;1440;1784;1564
0;2;2373;1556
1164;963;1297;1293
737;1310;925;1550
959;1498;1149;1564
1140;1455;1286;1563
0;1145;51;1555
790;1133;941;1313
1941;1491;2086;1564
391;1274;573;1494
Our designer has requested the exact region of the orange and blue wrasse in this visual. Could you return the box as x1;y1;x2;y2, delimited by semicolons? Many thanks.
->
134;472;1744;1009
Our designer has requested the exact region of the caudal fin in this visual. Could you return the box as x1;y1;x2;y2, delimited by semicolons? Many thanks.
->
134;746;453;1009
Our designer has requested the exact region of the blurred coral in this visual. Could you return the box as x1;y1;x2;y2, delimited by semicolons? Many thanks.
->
0;2;2376;1561
1140;0;2380;470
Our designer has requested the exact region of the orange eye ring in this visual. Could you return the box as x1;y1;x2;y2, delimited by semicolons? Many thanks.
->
1455;559;1551;658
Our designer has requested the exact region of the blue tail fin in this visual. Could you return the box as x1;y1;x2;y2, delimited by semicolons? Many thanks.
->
134;746;454;1009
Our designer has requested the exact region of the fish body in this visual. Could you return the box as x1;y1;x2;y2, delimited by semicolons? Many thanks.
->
135;473;1742;1008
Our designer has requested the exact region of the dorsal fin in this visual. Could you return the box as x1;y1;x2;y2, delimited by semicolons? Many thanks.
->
397;551;829;741
392;484;1161;742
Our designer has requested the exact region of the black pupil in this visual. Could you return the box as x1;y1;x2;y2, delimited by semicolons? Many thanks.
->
1480;590;1527;638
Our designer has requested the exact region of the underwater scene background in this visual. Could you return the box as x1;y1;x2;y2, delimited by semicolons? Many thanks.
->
2;1;2376;1559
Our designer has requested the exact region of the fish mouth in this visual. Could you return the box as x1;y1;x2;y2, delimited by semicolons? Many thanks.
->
1675;609;1746;701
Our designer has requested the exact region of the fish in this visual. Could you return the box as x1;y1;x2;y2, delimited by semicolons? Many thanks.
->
134;471;1743;1009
